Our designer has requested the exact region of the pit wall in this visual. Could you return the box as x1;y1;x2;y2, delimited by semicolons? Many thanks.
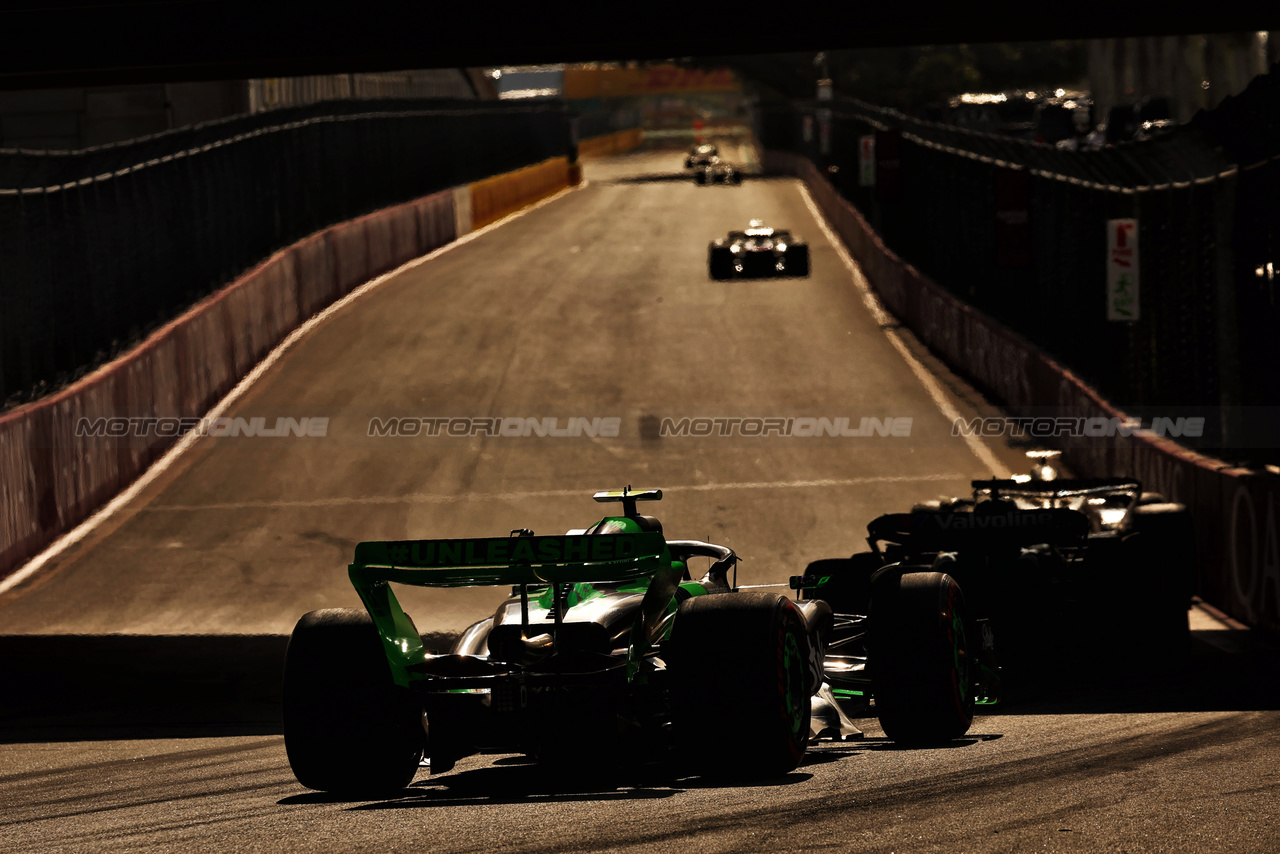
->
577;127;644;158
0;156;580;582
765;149;1280;635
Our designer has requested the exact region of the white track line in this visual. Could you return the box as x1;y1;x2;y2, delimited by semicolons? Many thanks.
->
797;184;1008;477
143;473;974;512
0;181;588;596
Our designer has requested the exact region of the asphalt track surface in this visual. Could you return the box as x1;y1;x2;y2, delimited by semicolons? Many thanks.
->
2;148;1279;853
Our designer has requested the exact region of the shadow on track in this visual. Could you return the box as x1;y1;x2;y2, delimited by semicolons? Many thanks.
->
605;171;787;185
989;628;1280;715
0;631;443;742
3;626;1278;743
282;761;689;810
278;756;824;809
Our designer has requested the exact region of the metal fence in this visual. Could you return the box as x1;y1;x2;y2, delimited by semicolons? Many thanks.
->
0;99;574;405
758;80;1279;464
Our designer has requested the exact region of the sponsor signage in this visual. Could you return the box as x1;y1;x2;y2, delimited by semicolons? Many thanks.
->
875;129;901;201
1107;218;1139;321
372;534;654;569
994;167;1032;268
859;135;875;186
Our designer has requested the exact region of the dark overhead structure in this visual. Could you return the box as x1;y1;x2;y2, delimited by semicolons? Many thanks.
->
2;2;1278;89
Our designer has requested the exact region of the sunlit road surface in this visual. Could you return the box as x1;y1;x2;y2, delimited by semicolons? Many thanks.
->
2;148;1278;853
0;147;1028;635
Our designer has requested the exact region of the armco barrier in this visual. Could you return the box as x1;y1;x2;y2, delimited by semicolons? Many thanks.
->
578;128;644;158
0;159;580;583
766;148;1280;634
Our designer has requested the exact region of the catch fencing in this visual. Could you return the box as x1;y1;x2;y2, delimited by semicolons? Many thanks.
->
0;99;574;406
757;71;1279;464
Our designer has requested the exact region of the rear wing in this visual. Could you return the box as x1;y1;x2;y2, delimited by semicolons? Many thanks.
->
349;532;669;588
868;508;1091;551
971;477;1141;498
346;531;670;689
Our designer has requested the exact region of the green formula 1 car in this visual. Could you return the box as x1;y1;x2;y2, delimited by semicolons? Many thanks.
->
282;488;993;795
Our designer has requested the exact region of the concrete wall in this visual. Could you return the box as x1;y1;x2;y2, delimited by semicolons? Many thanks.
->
577;127;643;158
0;157;580;583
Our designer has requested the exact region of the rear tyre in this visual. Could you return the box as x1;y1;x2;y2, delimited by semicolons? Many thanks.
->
786;245;810;277
1121;503;1196;667
870;571;974;744
283;608;424;795
668;592;810;778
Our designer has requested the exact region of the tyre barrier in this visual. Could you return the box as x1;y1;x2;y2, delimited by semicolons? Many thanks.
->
765;148;1280;635
0;151;580;584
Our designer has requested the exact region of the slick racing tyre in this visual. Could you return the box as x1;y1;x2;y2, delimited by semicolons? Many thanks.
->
1119;502;1196;668
708;246;735;280
869;571;974;744
668;592;811;778
785;244;810;277
283;608;424;795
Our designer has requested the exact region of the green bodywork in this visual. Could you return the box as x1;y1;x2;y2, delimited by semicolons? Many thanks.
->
348;519;702;689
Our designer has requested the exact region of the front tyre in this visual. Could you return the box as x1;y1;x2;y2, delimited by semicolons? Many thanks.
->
283;608;424;795
668;592;810;778
785;244;810;277
870;571;974;744
709;246;735;280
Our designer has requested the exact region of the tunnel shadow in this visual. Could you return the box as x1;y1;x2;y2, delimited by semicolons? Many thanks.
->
324;758;820;810
3;626;1278;744
980;628;1280;715
323;760;690;810
0;633;291;742
605;171;794;186
0;630;463;743
607;172;764;185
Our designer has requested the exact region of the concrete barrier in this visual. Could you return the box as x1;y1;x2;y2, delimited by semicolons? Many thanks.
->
0;409;41;574
0;165;562;585
468;157;572;231
766;148;1280;634
578;128;644;158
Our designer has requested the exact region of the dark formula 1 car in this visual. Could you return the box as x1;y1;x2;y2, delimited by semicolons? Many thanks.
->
685;142;718;168
800;452;1197;685
283;487;989;795
708;220;810;280
694;156;742;185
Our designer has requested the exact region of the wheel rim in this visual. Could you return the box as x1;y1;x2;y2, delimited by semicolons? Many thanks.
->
781;630;806;738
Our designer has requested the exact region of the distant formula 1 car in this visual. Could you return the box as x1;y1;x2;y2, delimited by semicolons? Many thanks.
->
708;220;810;279
799;451;1197;685
283;487;989;796
685;142;718;168
694;157;742;185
